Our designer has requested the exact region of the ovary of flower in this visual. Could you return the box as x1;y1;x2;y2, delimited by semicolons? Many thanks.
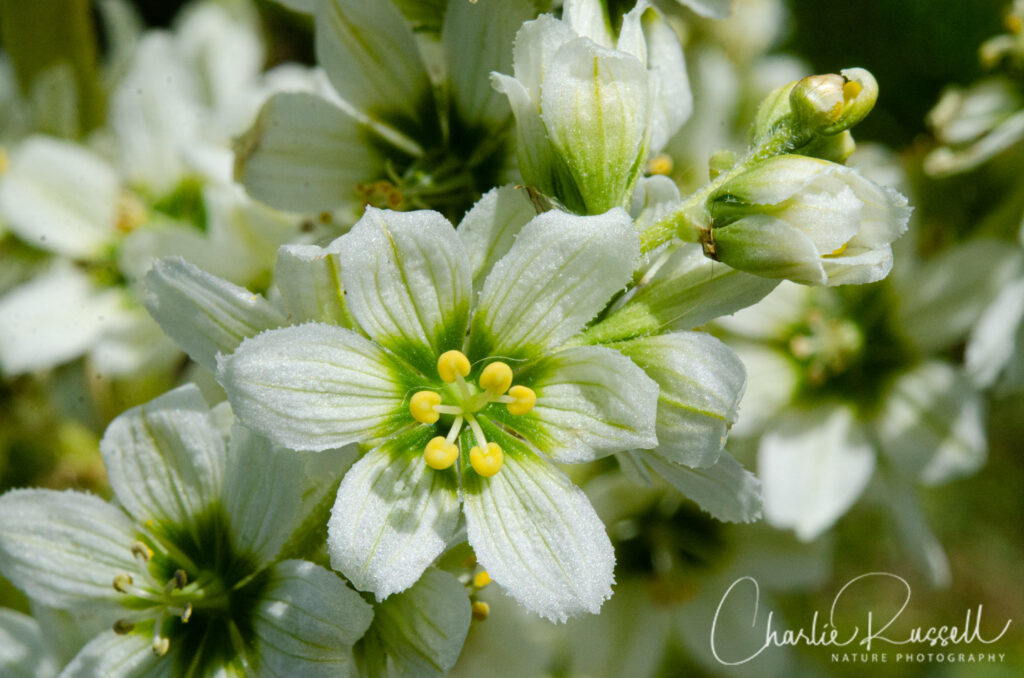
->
110;539;221;657
409;350;536;476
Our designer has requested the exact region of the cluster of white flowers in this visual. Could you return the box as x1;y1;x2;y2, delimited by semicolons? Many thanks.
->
1;0;1016;676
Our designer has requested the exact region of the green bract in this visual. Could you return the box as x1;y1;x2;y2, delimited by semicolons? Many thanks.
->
0;386;373;677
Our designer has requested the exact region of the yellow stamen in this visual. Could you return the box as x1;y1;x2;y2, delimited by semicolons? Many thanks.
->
153;636;170;657
437;350;471;383
842;80;862;105
505;385;536;415
113;573;134;593
472;601;490;621
828;242;849;257
131;541;153;561
470;442;503;477
478;362;513;394
410;391;442;424
647;153;673;176
424;436;459;470
473;571;491;589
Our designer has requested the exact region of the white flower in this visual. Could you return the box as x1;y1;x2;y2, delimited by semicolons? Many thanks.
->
0;385;373;676
492;0;691;214
709;154;912;285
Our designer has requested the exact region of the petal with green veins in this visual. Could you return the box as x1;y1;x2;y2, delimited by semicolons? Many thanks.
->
219;323;417;452
0;489;138;609
511;15;576;100
234;92;388;213
143;256;286;373
251;560;374;678
223;424;355;566
462;430;614;622
541;38;650;214
327;433;461;601
59;631;169;678
639;450;762;524
316;0;436;137
644;8;692;152
513;345;658;463
366;567;471;677
616;332;746;468
337;208;472;374
712;215;827;286
457;185;537;290
274;243;352;327
469;208;638;360
101;385;226;530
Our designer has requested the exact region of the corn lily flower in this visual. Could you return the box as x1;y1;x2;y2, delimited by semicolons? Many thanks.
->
217;205;660;621
0;386;373;676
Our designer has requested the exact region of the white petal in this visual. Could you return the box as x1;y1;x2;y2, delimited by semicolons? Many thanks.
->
457;185;537;288
562;0;613;47
875;362;987;486
0;609;58;678
316;0;435;136
542;38;649;214
443;0;536;134
675;0;733;18
821;244;894;286
274;243;352;326
0;489;137;609
327;437;461;601
0;136;118;258
218;323;414;451
618;332;746;468
726;343;799;438
367;568;471;676
616;1;650;62
58;631;170;678
511;15;576;101
515;345;658;462
644;9;692;152
234;92;386;213
759;405;875;541
337;208;472;374
586;243;778;342
463;441;614;622
144;256;286;372
713;215;828;285
641;450;762;523
883;478;951;588
251;560;373;678
966;277;1024;388
894;239;1022;353
0;263;123;375
101;384;226;529
224;425;356;565
89;307;181;378
470;208;638;359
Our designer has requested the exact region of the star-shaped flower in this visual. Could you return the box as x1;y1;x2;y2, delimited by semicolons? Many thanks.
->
217;205;660;621
0;385;373;676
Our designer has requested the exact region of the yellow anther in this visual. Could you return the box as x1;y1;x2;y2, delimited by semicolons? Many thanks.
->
181;603;193;623
153;637;170;657
410;391;442;424
472;601;490;621
173;569;188;589
424;436;459;470
478;362;513;394
113;619;135;634
437;350;471;383
131;541;153;561
842;80;862;105
828;242;849;257
113;573;134;593
473;571;491;589
506;385;536;415
647;153;674;176
470;442;503;477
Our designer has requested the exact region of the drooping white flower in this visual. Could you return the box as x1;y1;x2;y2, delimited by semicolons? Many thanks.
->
708;154;912;285
0;386;373;676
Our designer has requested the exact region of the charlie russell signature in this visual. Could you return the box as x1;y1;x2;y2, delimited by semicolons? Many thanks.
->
711;572;1013;666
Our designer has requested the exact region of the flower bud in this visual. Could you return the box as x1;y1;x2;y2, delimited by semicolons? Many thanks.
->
708;155;911;286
